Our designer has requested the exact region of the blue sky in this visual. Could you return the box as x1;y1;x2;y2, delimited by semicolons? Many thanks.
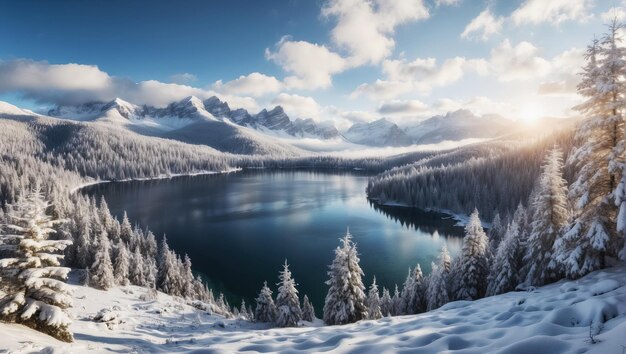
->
0;0;620;128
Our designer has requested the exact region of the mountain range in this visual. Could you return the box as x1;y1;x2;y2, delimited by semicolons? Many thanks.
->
0;96;562;154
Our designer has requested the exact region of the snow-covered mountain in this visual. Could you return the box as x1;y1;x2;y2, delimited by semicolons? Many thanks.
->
204;96;339;139
343;118;413;147
48;96;339;142
404;109;510;144
44;97;302;156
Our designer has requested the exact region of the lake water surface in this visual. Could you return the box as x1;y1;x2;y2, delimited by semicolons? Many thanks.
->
82;170;464;314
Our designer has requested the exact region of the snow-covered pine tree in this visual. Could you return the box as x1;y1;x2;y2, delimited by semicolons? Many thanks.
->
254;281;277;323
157;237;180;295
119;211;133;245
129;247;146;286
391;284;402;316
145;230;158;258
380;287;392;317
90;230;115;290
98;197;115;239
301;294;316;322
398;268;413;315
402;264;425;315
145;256;158;289
455;209;490;300
366;277;382;320
557;22;626;277
487;220;524;296
239;299;249;320
525;147;569;285
489;213;505;252
74;223;92;269
0;189;73;342
427;245;452;310
275;260;301;327
323;229;368;325
113;240;130;286
182;254;195;299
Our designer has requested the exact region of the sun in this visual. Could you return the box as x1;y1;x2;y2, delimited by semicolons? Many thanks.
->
520;104;543;124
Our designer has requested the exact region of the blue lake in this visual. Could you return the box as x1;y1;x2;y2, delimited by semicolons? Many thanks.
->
82;170;464;314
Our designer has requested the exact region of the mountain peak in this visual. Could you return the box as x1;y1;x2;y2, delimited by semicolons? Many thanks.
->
203;96;231;118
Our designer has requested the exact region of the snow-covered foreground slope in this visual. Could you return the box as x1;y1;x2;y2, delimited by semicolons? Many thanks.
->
2;265;625;353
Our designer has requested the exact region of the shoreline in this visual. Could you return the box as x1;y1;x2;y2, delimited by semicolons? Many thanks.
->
69;167;243;194
369;198;492;228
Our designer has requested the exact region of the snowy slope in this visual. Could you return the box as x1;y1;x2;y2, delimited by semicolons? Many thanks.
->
404;110;510;144
3;264;625;353
344;118;413;147
41;98;304;156
0;101;39;116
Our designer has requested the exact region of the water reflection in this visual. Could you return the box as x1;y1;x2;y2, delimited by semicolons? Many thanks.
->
82;170;464;314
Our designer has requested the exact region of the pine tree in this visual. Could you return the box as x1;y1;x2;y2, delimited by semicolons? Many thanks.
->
129;248;146;286
366;277;382;320
489;213;505;252
525;148;569;285
239;299;249;320
157;237;179;295
487;220;524;296
254;281;277;323
113;240;130;286
90;230;115;290
98;197;116;242
455;209;490;300
145;230;158;258
119;211;133;245
401;264;425;315
380;287;393;317
427;245;452;310
559;22;626;278
74;223;92;269
399;268;413;315
391;284;402;316
301;294;316;322
323;229;368;325
275;260;301;327
182;254;195;299
0;189;73;342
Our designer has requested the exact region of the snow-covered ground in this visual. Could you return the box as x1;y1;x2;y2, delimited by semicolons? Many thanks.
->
2;264;625;353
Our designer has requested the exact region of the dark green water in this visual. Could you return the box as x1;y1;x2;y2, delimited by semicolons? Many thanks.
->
82;170;463;314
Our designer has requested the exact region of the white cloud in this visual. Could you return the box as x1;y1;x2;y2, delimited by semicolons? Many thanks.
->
435;0;461;7
265;37;346;89
378;99;428;115
602;7;626;22
350;80;413;100
352;56;487;100
489;39;552;82
0;59;258;110
214;72;282;97
461;9;503;41
271;93;322;119
322;0;429;66
0;59;112;97
511;0;593;26
432;96;510;116
169;73;197;84
538;47;585;95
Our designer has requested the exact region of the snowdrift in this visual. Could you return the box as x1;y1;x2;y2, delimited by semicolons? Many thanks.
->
2;264;625;353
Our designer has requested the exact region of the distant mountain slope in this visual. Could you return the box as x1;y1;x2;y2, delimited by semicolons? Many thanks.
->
46;96;303;156
204;97;339;139
405;109;511;144
344;118;413;147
